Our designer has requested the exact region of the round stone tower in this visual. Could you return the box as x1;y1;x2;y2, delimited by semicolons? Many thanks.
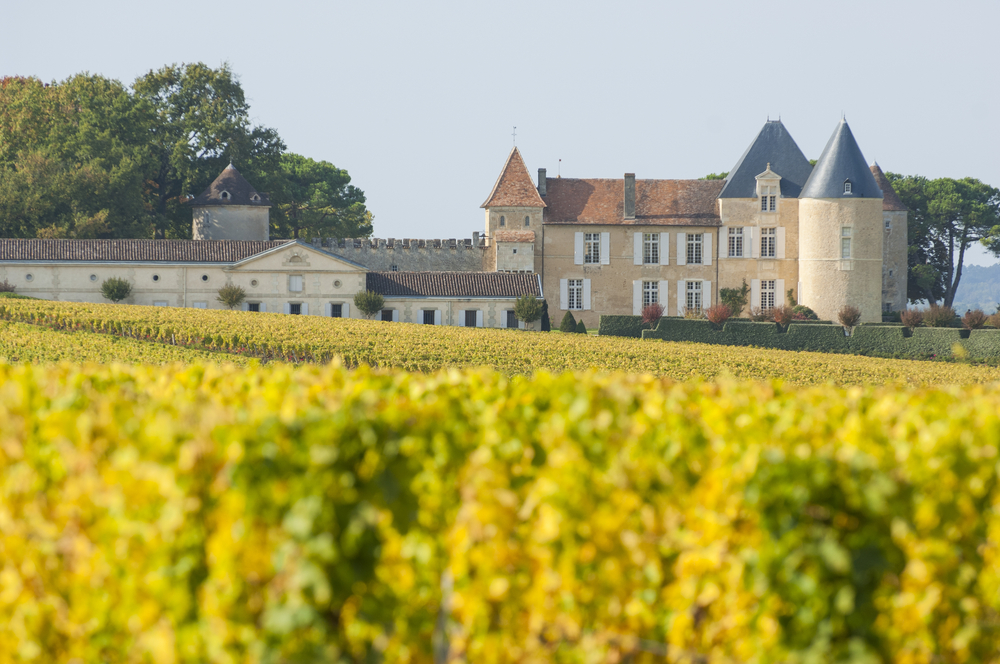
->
798;120;884;323
188;164;271;241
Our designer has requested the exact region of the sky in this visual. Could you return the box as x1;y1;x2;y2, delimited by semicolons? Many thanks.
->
5;0;999;264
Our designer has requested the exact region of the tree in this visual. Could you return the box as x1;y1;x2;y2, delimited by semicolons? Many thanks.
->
272;153;372;240
353;290;385;319
889;173;1000;307
540;300;551;332
559;311;577;333
575;320;587;334
702;172;728;180
100;277;132;303
641;302;665;329
216;283;246;310
513;294;543;330
720;279;750;317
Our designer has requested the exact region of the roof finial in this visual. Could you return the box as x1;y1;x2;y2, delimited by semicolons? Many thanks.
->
767;162;771;171
512;126;517;146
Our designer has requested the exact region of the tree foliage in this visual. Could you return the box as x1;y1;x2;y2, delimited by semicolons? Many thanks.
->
720;279;750;317
272;153;371;240
353;290;385;319
216;283;246;310
513;294;543;328
100;277;132;303
559;311;577;333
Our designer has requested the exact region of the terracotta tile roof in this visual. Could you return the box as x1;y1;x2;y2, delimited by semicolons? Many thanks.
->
869;163;907;211
187;164;271;207
542;178;723;226
493;230;535;242
368;271;541;298
0;239;291;262
481;147;546;208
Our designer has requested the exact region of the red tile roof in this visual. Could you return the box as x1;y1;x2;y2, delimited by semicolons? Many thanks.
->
493;230;535;243
368;271;541;298
869;163;907;211
481;147;546;208
0;239;291;262
542;178;723;225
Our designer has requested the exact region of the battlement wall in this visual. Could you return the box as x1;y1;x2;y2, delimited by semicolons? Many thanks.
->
312;234;486;272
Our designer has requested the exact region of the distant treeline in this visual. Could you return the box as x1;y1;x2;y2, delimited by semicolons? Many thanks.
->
0;63;372;240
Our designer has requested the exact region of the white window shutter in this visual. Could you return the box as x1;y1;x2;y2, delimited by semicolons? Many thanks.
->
660;233;669;265
241;302;249;312
283;303;291;314
435;310;442;325
776;279;785;306
633;232;643;265
559;279;568;309
260;302;267;313
500;310;508;328
720;227;728;257
600;232;610;265
797;281;803;306
476;310;483;328
301;303;309;316
751;279;760;309
703;280;712;308
633;280;642;315
703;233;712;265
659;280;668;308
677;281;685;316
457;310;466;326
677;233;686;266
574;233;584;265
392;310;399;322
776;227;786;259
583;279;592;310
748;227;757;259
343;303;349;318
324;302;332;317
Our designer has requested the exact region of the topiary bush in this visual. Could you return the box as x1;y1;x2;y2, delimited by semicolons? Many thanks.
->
559;311;577;333
923;304;956;328
792;305;818;320
100;277;132;304
962;309;988;330
575;320;587;334
901;309;923;330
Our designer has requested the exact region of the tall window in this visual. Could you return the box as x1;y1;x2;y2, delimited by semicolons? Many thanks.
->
466;310;479;327
642;281;658;307
499;215;506;227
643;233;659;264
841;227;852;259
584;233;601;264
728;227;744;258
381;309;394;321
686;233;703;265
568;279;583;310
289;275;304;292
844;181;853;194
760;186;777;212
423;310;436;325
524;215;530;227
760;227;776;258
761;280;775;311
506;310;518;328
685;281;702;314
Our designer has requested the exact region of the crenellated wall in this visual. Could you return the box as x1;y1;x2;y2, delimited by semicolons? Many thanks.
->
311;236;487;272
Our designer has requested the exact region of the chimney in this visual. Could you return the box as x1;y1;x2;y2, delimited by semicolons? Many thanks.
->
537;168;547;196
473;231;480;246
624;173;636;220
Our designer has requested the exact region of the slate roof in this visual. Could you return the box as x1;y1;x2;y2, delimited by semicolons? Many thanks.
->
481;147;547;208
542;178;723;225
0;239;291;262
368;271;541;298
188;164;271;207
493;230;535;242
870;163;907;211
719;120;814;199
800;121;883;200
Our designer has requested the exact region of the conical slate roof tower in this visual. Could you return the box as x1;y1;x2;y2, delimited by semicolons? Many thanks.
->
800;121;882;200
719;120;813;199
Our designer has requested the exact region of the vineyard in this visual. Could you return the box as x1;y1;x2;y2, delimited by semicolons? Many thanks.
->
2;362;1000;663
3;299;1000;384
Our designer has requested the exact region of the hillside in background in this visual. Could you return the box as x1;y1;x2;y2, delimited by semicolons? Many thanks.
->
952;263;1000;313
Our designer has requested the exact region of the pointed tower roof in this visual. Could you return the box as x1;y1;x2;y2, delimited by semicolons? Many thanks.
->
869;162;907;211
481;147;546;208
800;121;882;200
188;164;271;207
719;120;813;199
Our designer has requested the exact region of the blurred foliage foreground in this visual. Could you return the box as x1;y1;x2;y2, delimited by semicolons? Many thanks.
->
2;362;999;663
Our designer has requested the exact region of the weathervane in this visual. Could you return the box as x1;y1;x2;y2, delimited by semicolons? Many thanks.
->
512;126;517;146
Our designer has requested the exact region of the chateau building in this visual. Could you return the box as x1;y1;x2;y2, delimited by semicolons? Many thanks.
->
0;119;907;328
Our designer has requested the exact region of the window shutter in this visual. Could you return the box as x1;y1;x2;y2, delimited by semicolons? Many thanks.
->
600;232;610;265
776;227;786;259
677;281;685;316
392;310;399;322
748;227;757;259
560;279;568;310
633;233;643;265
518;320;525;330
283;303;291;314
720;227;728;257
776;279;785;306
260;303;267;313
660;233;669;265
457;310;466;326
583;279;592;310
301;303;309;316
499;310;507;328
476;310;484;327
574;233;584;265
659;280;668;309
324;302;332;317
343;303;349;318
751;279;760;309
797;281;803;306
242;302;249;312
703;280;712;308
633;280;642;315
434;310;442;325
703;233;712;265
677;233;686;266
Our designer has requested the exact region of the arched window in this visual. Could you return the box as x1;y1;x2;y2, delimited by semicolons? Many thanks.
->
499;215;506;227
250;194;260;202
524;215;530;227
220;190;231;200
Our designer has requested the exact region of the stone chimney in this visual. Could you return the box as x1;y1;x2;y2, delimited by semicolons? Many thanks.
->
538;168;547;196
624;173;636;220
473;231;480;246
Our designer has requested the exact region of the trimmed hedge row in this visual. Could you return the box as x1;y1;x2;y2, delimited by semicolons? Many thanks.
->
597;315;1000;360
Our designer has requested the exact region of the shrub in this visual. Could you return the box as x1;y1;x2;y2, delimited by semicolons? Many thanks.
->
900;309;923;330
353;290;385;319
540;300;551;332
705;304;732;327
792;305;818;320
962;309;988;330
514;294;543;329
838;305;862;330
641;302;665;329
772;305;794;330
786;288;797;307
720;279;750;316
0;279;15;293
748;306;770;323
988;312;1000;329
100;277;132;303
559;311;577;333
683;307;703;320
923;304;956;328
575;320;587;334
216;283;247;310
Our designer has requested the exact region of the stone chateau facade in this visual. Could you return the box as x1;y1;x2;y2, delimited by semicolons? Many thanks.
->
0;119;907;328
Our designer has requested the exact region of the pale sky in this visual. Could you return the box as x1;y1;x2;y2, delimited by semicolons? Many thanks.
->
5;0;999;263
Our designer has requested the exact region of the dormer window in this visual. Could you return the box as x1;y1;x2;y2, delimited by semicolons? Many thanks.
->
843;181;853;195
250;193;260;202
760;185;777;212
220;190;231;200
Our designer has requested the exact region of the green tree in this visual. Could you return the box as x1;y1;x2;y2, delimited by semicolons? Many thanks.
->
539;300;551;332
720;279;750;316
216;283;247;310
559;311;577;333
702;172;728;180
353;290;385;319
100;277;132;303
890;173;1000;306
272;153;372;240
513;294;543;330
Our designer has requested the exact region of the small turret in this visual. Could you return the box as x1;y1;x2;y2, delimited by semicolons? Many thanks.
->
189;164;271;241
480;147;545;271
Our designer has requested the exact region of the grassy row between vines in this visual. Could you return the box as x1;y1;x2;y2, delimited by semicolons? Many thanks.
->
3;299;1000;385
2;361;999;663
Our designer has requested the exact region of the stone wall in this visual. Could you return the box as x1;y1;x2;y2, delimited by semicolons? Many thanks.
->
314;237;487;272
882;209;908;313
192;205;270;241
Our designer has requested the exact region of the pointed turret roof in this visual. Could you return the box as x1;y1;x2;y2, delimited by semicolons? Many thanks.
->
869;162;907;211
481;147;546;208
718;120;813;199
800;121;882;200
188;164;271;207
